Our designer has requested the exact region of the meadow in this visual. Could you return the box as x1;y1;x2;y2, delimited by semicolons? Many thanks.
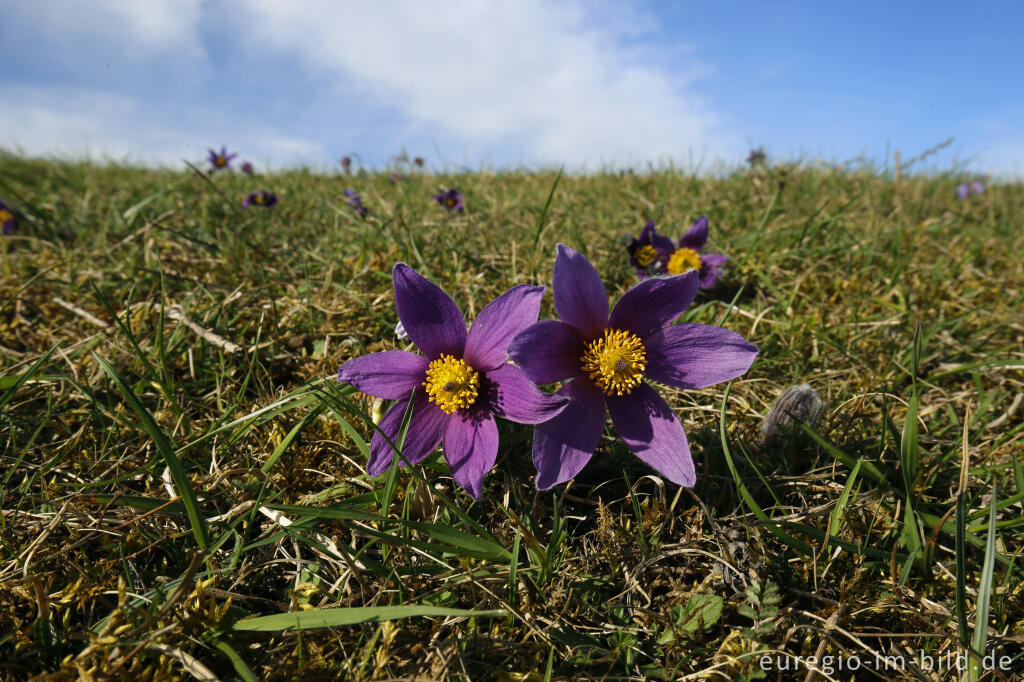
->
0;152;1022;680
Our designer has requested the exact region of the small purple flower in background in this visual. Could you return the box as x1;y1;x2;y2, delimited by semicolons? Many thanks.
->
413;156;425;168
345;188;368;218
0;200;17;235
626;217;728;289
240;161;254;175
242;190;278;208
509;244;758;489
432;188;464;213
337;264;568;498
340;156;352;173
208;146;237;172
957;181;986;200
390;173;400;184
626;221;675;276
747;147;766;167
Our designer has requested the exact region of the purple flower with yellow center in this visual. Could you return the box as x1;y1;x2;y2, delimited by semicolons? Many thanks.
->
242;189;278;208
432;188;464;213
337;264;568;498
628;217;728;289
345;188;368;218
0;200;17;235
627;220;675;275
508;244;758;489
241;161;254;175
207;146;237;172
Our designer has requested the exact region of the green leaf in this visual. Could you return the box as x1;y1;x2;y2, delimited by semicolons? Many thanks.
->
674;594;723;636
230;605;506;631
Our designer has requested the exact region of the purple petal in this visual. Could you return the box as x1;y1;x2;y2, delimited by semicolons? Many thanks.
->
463;285;545;370
608;271;699;339
532;378;606;489
483;364;569;424
678;216;709;251
645;323;758;389
698;253;728;289
337;350;428;399
368;393;448;476
393;263;467;360
607;382;695;486
553;244;608;338
443;409;499;499
642;221;677;255
507;320;585;384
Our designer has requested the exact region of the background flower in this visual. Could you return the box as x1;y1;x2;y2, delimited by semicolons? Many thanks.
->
626;221;675;276
240;161;254;175
242;189;278;208
337;264;567;498
207;146;237;171
344;188;368;218
0;200;17;235
509;244;758;489
432;188;464;212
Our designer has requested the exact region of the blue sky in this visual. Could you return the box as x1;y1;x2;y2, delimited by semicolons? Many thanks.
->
1;1;1021;176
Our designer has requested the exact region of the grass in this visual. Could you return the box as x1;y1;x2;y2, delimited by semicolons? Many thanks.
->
0;153;1022;680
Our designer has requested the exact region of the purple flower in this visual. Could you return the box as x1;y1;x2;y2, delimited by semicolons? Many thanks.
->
413;156;425;168
626;221;675;275
208;146;237;172
241;161;254;175
337;265;568;498
242;189;278;208
0;200;17;235
345;188;368;218
432;188;464;213
971;180;985;195
509;244;758;489
626;217;728;289
956;182;970;200
340;156;352;173
747;147;766;166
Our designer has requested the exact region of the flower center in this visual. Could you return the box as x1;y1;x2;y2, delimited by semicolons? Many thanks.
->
580;329;647;396
423;354;480;413
0;210;13;224
215;157;227;167
254;193;264;204
634;244;658;267
667;248;701;275
445;196;456;208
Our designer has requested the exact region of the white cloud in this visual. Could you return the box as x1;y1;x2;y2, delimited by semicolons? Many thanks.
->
0;86;325;167
222;0;738;168
8;0;206;57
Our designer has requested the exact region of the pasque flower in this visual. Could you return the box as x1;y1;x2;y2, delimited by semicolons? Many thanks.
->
208;146;237;171
627;217;728;289
509;244;758;488
242;190;278;208
240;161;254;175
338;264;568;498
432;188;464;213
344;188;368;218
0;200;17;235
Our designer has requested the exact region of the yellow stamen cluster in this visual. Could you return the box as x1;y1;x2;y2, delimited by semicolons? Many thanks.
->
215;157;227;167
0;210;13;224
254;194;264;205
633;244;658;268
666;247;701;275
580;328;647;396
445;197;456;207
423;354;480;413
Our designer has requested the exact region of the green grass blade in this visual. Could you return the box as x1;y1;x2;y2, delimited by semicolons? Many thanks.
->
96;354;209;550
719;385;813;556
955;490;969;648
969;484;998;682
230;605;506;631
